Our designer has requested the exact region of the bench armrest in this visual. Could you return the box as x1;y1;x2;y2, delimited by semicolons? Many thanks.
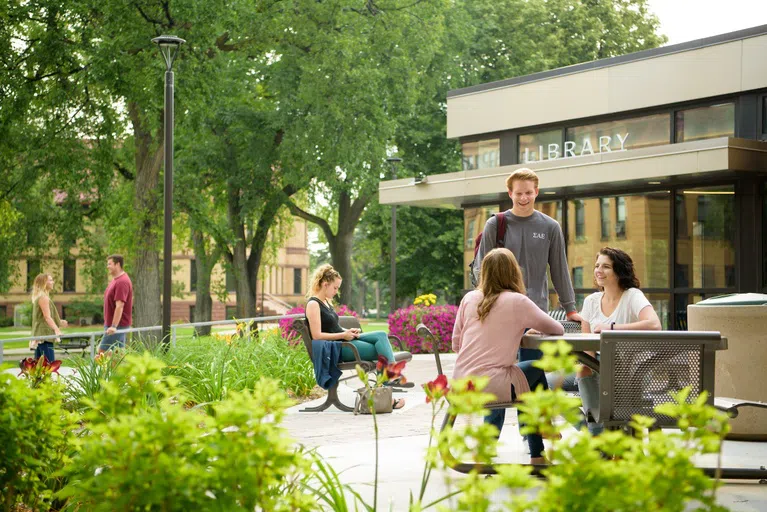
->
387;334;406;352
338;341;363;362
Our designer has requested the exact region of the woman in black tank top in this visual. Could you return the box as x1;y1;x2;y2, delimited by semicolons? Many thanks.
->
305;265;397;365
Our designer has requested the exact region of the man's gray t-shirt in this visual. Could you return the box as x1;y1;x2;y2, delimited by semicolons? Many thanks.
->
472;210;576;314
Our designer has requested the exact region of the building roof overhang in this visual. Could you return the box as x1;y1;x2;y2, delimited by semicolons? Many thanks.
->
378;137;767;209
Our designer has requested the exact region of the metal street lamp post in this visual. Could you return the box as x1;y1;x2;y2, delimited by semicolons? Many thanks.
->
152;35;185;345
386;157;402;314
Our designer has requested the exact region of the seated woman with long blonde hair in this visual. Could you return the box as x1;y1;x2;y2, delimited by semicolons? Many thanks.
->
305;264;404;408
452;248;564;464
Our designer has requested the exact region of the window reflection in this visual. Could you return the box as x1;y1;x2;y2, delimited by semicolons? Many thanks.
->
763;183;767;290
568;192;670;289
518;129;561;163
675;103;734;143
674;293;710;331
675;186;735;289
463;205;501;288
566;113;670;155
462;139;500;170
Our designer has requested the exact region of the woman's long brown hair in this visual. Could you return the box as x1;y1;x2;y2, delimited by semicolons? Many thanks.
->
477;248;526;321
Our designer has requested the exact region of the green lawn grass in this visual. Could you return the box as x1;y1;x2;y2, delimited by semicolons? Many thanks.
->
359;319;389;334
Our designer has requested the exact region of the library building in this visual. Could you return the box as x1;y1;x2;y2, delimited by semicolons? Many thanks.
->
379;25;767;329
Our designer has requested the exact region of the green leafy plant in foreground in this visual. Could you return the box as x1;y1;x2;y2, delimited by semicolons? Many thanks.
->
58;352;316;511
0;373;75;512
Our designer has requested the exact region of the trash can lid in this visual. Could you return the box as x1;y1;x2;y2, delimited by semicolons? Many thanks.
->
695;293;767;306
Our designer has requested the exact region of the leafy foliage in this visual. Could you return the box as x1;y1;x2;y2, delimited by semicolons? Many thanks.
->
59;353;316;511
0;374;74;511
160;329;316;405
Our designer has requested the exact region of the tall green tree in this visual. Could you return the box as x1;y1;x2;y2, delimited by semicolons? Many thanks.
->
278;0;454;305
360;0;666;305
0;0;120;293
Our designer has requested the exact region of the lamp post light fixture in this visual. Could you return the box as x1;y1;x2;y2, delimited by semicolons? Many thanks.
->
152;35;185;345
386;157;402;314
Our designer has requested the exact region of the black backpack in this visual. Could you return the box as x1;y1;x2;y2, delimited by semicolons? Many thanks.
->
468;212;507;288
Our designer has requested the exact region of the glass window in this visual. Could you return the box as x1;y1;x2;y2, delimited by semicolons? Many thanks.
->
190;259;197;292
615;197;627;239
763;182;767;289
646;293;671;330
675;186;735;289
572;267;584;288
63;259;76;293
27;260;41;292
462;139;500;170
600;198;610;239
225;305;238;319
293;268;302;295
189;305;196;323
535;200;563;225
463;206;501;288
575;200;585;239
568;192;671;289
674;293;713;330
518;129;561;163
566;113;670;156
675;103;735;143
762;96;767;138
0;305;7;318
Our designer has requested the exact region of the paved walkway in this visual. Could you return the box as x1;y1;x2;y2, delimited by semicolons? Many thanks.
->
284;354;767;511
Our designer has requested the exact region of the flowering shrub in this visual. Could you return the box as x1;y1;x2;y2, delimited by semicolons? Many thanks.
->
388;304;457;354
279;303;358;343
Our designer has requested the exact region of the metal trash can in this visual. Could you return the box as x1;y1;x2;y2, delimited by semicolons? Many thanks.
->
688;293;767;440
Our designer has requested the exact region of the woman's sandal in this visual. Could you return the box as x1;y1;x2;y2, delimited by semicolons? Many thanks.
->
393;398;406;410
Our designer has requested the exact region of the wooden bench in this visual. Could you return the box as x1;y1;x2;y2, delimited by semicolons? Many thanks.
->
292;316;412;413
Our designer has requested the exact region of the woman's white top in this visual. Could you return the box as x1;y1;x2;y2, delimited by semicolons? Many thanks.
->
580;287;652;332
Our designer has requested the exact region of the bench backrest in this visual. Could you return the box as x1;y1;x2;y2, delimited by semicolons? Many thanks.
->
292;318;314;358
292;315;361;359
598;330;721;428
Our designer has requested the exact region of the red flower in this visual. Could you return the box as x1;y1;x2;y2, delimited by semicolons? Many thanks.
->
424;374;449;403
18;356;61;386
466;380;476;392
18;357;37;374
376;355;389;372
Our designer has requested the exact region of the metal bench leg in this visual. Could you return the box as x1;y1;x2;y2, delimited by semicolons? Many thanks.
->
300;384;354;413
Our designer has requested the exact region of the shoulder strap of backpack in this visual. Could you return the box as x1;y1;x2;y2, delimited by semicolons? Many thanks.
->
494;212;507;247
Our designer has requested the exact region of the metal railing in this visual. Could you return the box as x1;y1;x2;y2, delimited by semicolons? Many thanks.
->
0;313;304;365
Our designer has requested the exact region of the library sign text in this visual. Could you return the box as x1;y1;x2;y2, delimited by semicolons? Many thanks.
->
523;133;629;163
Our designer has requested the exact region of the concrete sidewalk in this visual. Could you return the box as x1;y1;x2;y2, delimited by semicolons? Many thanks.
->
283;353;767;511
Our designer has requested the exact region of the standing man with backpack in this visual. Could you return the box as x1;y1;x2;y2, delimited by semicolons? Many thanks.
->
471;168;582;361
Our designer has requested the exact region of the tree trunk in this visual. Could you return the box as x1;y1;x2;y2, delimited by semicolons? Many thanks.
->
246;185;298;317
226;182;255;319
129;102;163;331
192;229;218;336
328;228;355;306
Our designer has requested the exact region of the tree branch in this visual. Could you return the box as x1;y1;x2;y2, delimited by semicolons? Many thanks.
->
133;2;163;26
287;200;335;242
114;163;135;181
